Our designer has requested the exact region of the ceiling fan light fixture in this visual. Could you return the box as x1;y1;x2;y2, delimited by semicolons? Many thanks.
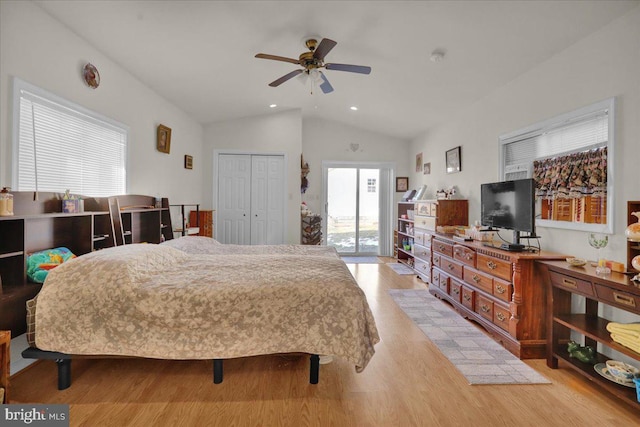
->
269;104;277;108
350;106;358;111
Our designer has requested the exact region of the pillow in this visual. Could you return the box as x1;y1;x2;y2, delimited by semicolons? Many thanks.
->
27;247;76;283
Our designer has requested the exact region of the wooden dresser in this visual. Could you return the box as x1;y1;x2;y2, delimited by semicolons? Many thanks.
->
540;260;640;409
190;209;215;238
430;234;564;359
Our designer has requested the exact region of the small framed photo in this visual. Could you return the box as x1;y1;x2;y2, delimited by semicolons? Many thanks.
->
184;155;193;169
423;162;431;175
396;177;409;192
446;146;461;174
157;124;171;154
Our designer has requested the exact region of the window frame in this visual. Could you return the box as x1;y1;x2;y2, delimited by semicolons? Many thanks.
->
498;98;615;234
11;77;129;196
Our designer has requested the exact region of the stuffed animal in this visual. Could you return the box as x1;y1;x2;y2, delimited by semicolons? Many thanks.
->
567;340;597;364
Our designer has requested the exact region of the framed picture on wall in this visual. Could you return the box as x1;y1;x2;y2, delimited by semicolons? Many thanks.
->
396;177;409;192
446;146;461;173
416;153;423;172
157;124;171;154
423;162;431;175
184;155;193;169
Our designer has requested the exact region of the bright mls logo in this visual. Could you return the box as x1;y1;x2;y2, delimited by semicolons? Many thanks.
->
2;405;69;426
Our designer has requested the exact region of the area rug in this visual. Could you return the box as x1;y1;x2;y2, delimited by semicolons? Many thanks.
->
340;256;382;264
388;289;551;385
385;262;416;275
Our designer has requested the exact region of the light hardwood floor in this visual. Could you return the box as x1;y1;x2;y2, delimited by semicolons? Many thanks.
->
10;259;638;426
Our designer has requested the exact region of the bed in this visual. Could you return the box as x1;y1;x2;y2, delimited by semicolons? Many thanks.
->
25;242;379;389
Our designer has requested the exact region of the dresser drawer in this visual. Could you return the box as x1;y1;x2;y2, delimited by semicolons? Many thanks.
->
461;285;475;310
477;253;512;282
450;279;463;303
463;266;493;294
594;284;639;311
453;244;476;267
440;257;464;280
413;230;426;246
431;269;441;288
432;252;442;268
413;243;431;262
433;240;454;258
438;271;450;293
476;294;494;322
493;304;510;331
416;202;433;216
493;278;512;303
549;271;594;296
414;215;436;231
414;258;431;278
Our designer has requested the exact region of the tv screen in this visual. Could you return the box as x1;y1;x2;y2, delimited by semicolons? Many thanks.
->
481;178;535;233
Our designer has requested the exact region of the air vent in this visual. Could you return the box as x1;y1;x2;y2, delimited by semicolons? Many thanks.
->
504;163;531;181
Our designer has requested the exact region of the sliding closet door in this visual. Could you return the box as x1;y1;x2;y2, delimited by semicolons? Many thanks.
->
217;154;251;244
250;155;285;245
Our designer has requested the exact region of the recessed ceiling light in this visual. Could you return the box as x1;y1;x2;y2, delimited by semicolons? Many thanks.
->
350;106;358;111
269;104;277;108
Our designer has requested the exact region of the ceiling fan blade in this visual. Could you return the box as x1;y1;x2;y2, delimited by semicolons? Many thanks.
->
319;72;334;94
255;53;300;65
313;38;337;61
269;69;304;87
325;63;372;75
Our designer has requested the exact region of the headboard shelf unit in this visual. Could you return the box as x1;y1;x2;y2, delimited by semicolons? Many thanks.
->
0;192;174;336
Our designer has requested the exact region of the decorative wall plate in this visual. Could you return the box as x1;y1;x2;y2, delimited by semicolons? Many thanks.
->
83;63;100;89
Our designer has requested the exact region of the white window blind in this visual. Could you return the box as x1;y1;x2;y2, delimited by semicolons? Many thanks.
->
14;80;127;197
500;99;611;180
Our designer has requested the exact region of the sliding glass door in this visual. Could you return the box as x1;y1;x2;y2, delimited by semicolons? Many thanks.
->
323;163;393;256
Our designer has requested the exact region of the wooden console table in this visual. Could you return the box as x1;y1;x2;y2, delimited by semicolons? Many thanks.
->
540;260;640;409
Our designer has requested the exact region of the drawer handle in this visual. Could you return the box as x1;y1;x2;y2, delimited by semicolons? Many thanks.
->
422;265;428;271
481;304;491;313
562;278;578;289
421;251;427;256
613;292;636;307
472;275;481;283
465;254;473;260
447;264;455;271
496;312;506;322
487;261;497;270
463;294;471;302
439;245;445;251
495;285;506;294
453;288;460;295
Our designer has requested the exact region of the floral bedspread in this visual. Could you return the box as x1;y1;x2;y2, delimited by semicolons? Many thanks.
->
35;244;379;372
161;236;340;257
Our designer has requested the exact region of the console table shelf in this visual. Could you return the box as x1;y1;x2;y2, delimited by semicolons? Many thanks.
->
540;260;640;410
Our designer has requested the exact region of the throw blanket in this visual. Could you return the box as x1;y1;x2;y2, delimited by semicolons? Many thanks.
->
162;236;340;257
35;244;379;372
606;322;640;353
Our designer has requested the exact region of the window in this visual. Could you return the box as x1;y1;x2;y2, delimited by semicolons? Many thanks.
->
499;98;614;233
12;78;128;197
367;178;377;193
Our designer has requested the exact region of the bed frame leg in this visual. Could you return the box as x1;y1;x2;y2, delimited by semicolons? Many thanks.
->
56;359;71;390
310;354;319;384
213;359;223;384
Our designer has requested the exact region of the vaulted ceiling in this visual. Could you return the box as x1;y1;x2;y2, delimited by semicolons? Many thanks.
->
35;0;639;139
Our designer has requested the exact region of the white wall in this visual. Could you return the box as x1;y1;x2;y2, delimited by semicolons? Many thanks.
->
302;117;411;216
410;6;640;264
203;110;302;244
0;1;203;205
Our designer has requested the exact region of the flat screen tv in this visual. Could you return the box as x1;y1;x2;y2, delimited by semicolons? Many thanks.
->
480;178;535;245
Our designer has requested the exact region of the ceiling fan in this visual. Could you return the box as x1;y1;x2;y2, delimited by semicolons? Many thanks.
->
255;38;371;94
